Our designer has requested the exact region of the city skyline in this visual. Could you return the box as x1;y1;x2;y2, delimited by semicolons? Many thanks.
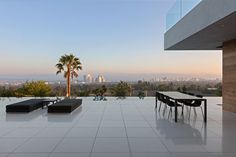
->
0;0;222;80
0;72;221;83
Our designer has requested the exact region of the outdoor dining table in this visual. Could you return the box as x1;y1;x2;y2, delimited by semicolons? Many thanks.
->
156;91;207;123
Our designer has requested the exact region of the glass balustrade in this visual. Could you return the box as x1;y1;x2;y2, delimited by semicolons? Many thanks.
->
166;0;202;30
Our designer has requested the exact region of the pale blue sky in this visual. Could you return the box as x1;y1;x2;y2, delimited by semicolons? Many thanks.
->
0;0;222;81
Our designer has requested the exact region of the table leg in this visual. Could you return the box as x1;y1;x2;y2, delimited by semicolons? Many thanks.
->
175;100;178;122
155;93;157;109
204;99;207;123
203;121;207;144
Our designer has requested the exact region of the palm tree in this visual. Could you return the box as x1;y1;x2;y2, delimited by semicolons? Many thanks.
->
56;54;82;97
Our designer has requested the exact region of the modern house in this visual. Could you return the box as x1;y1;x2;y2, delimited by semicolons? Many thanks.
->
165;0;236;112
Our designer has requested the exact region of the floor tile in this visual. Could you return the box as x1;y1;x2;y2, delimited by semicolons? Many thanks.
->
129;138;168;153
0;128;15;137
203;138;236;153
125;121;150;127
66;127;98;138
126;127;159;138
74;121;100;127
0;138;28;153
171;153;236;157
53;138;94;153
3;127;41;138
8;153;49;157
49;152;90;157
91;153;131;157
132;152;172;157
162;138;207;153
93;138;129;153
100;121;125;127
35;127;69;138
97;127;126;137
14;138;61;153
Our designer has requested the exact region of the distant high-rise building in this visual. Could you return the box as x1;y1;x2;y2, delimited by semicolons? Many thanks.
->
95;75;106;83
86;74;93;83
83;74;94;83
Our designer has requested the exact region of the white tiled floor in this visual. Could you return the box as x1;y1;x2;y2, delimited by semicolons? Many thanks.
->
1;97;236;157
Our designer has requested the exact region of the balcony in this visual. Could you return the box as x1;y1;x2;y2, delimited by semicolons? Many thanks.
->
166;0;202;31
165;0;236;50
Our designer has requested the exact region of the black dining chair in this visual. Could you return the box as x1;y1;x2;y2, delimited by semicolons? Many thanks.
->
165;96;184;118
184;95;204;119
155;92;161;109
157;94;168;112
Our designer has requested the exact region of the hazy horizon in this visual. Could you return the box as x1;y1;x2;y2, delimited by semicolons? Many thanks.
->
0;0;222;79
0;72;222;82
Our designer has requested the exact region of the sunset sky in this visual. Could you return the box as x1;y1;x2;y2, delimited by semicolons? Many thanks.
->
0;0;222;81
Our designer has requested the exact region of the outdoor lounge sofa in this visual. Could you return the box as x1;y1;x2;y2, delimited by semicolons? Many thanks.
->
48;99;82;113
6;99;46;113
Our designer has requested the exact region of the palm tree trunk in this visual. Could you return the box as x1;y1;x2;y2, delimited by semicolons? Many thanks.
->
67;66;71;97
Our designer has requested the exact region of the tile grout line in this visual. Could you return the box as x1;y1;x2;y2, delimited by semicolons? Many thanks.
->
47;105;90;157
6;109;50;156
135;101;173;156
89;102;107;157
120;101;133;157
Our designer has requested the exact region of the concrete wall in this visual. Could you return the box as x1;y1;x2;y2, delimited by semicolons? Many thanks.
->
165;0;236;50
223;39;236;112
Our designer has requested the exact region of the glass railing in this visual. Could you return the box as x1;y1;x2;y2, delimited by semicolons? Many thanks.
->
166;0;202;30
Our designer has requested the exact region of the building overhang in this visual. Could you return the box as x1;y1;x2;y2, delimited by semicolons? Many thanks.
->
164;0;236;50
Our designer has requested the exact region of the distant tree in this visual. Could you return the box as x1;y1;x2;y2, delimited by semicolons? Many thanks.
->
0;86;16;97
100;85;107;97
78;90;91;97
16;81;52;97
112;81;130;99
137;91;145;99
56;54;82;97
182;85;187;92
215;83;222;96
177;87;181;92
93;88;101;97
51;85;66;96
158;84;170;91
92;85;107;100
